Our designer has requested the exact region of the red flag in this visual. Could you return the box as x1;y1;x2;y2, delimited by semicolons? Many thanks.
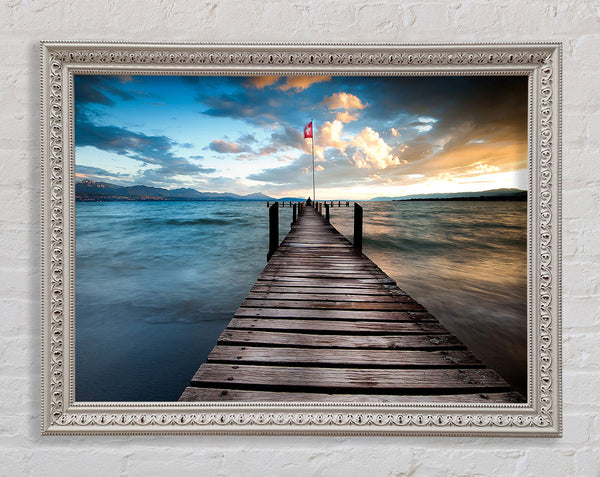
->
304;121;313;139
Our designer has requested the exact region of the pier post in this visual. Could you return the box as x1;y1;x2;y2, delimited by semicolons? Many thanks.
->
292;203;297;224
353;202;363;253
267;202;279;261
325;203;330;222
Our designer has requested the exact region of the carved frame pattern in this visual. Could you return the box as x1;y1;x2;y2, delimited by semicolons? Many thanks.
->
41;43;561;435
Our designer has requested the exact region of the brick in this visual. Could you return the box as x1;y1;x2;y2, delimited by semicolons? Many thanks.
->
519;449;579;476
356;3;403;33
564;331;600;368
563;371;600;409
30;450;123;477
562;295;600;327
126;448;226;477
574;448;600;477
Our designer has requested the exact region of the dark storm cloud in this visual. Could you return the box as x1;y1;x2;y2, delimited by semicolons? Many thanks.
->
75;112;215;179
201;92;285;125
189;76;328;129
75;165;127;177
360;75;528;143
74;75;138;106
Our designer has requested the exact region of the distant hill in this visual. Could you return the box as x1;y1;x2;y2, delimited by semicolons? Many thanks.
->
371;188;527;201
75;180;282;202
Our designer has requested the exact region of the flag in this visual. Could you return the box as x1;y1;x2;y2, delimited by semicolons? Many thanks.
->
304;121;313;139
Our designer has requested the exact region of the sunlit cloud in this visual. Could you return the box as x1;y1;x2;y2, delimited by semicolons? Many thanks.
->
336;111;358;123
235;154;256;161
368;174;393;184
322;92;366;110
279;76;331;92
350;127;401;169
318;119;347;150
246;76;280;89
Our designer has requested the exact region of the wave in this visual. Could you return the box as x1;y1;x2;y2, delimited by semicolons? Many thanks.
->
164;217;236;226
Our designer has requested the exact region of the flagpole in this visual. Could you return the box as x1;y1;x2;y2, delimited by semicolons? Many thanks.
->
311;119;315;203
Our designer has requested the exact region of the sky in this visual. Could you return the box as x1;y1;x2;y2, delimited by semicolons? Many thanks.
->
74;74;528;200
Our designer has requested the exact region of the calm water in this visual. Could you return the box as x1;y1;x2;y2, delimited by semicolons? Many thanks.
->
75;200;527;401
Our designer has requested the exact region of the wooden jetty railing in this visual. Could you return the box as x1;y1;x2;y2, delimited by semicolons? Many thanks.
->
180;203;524;403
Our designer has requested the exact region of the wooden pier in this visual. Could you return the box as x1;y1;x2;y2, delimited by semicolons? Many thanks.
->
180;204;524;403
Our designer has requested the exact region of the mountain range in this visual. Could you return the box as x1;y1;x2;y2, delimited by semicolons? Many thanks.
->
370;188;527;201
76;180;277;201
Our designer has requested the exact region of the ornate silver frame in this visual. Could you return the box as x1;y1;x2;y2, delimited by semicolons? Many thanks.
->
40;42;561;436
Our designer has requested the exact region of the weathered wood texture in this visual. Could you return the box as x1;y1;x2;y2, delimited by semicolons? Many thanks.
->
180;205;523;403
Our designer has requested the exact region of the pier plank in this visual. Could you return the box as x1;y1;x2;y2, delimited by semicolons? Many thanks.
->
217;329;464;349
206;346;482;367
227;317;450;334
245;292;411;303
180;387;525;403
191;364;511;393
240;298;425;311
233;307;436;322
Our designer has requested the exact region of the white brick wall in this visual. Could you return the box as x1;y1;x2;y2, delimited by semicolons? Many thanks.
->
1;1;598;475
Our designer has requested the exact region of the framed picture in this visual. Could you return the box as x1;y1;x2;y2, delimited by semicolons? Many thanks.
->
41;42;561;435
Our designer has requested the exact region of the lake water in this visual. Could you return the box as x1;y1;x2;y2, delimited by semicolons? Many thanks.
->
75;200;527;401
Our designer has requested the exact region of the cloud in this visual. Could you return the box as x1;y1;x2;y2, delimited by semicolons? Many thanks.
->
208;139;253;154
279;76;331;92
74;75;140;107
245;76;332;92
238;133;257;144
235;154;256;161
75;165;131;182
318;120;347;150
259;145;279;155
75;112;215;182
247;150;375;192
322;92;366;110
335;111;358;123
270;125;306;152
246;76;280;89
349;127;401;169
76;165;124;177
